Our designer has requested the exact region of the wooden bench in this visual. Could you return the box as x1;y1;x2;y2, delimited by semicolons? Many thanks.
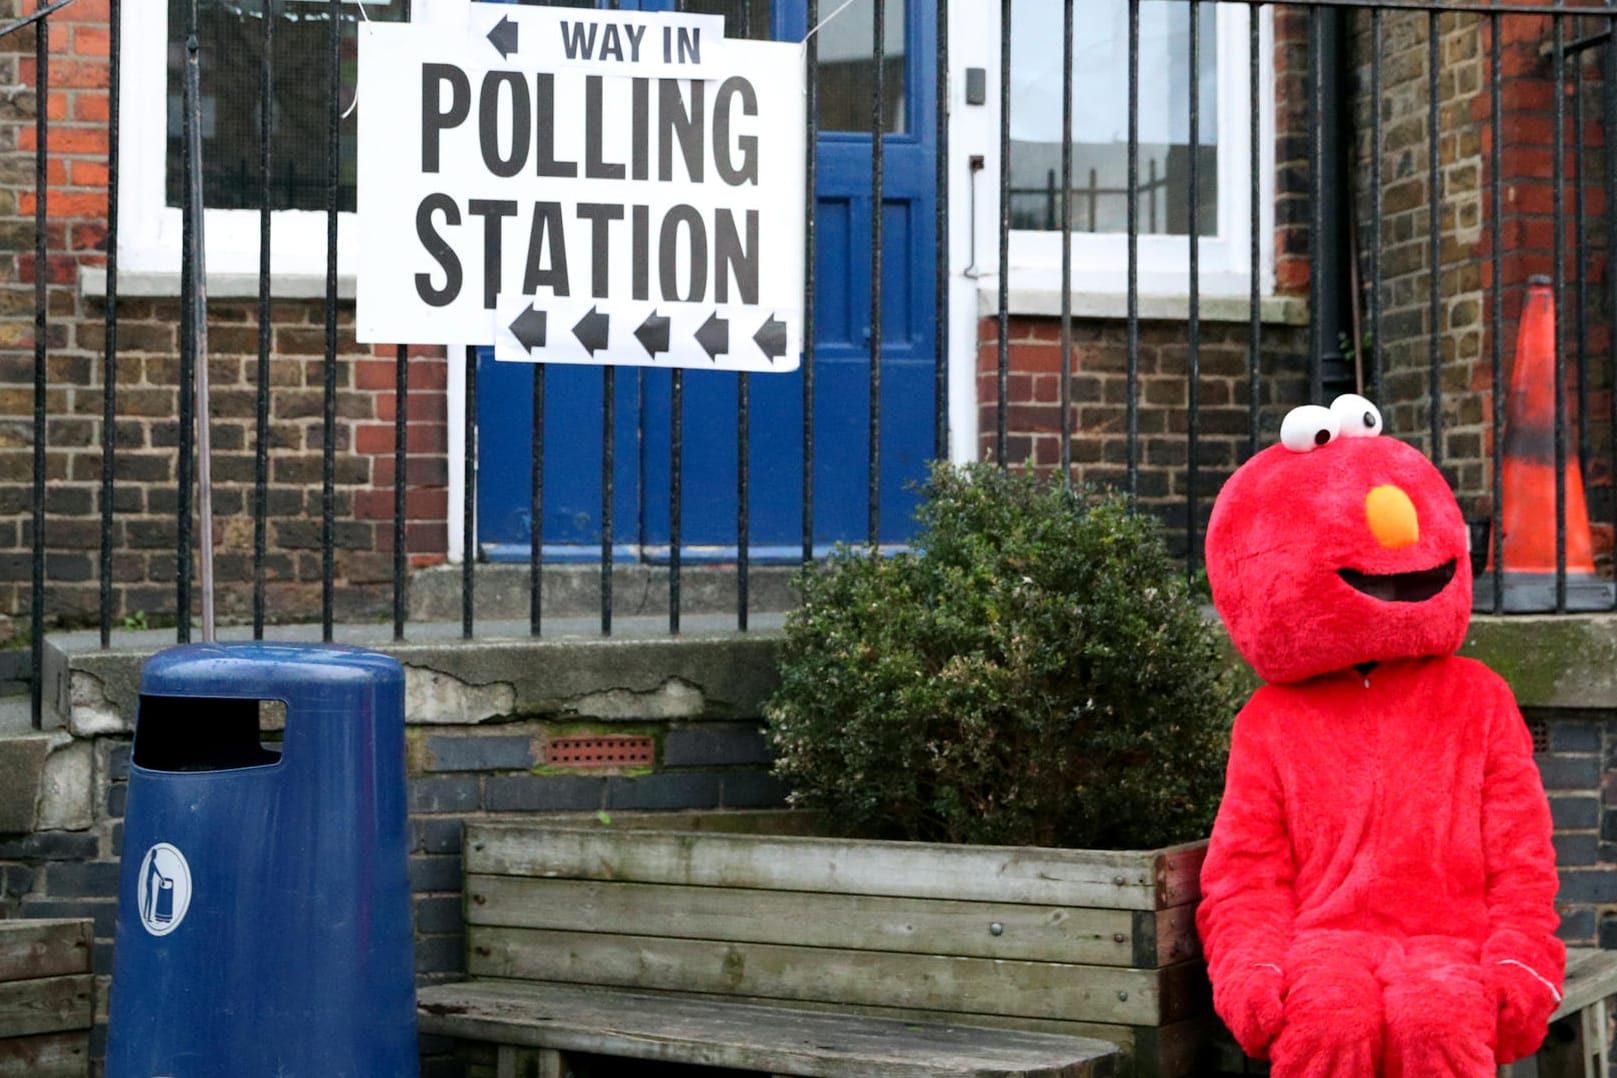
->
0;919;93;1078
419;817;1156;1078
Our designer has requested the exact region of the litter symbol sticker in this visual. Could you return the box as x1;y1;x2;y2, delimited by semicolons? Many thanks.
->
137;843;193;937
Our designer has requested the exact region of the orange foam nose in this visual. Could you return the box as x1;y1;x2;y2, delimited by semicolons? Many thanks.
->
1366;485;1420;549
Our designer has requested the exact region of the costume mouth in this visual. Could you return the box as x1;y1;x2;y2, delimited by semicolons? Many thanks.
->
1337;559;1457;603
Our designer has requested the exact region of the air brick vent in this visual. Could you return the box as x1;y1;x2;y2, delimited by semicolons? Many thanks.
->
546;735;656;768
1526;717;1550;754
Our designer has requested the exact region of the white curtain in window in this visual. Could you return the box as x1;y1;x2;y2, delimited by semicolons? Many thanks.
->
1008;0;1217;147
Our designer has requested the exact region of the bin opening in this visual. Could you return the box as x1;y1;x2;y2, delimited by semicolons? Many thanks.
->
134;695;284;772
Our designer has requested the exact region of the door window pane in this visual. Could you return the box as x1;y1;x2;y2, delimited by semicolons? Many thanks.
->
165;0;410;214
1009;0;1217;236
681;0;773;40
817;0;906;133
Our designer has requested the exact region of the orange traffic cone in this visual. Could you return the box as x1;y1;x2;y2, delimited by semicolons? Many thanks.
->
1477;276;1614;611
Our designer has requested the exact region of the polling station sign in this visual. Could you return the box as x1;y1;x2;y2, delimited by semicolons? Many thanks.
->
355;3;806;373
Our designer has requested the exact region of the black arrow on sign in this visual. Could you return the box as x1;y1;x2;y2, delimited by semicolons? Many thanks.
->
753;314;787;363
487;15;519;59
695;312;729;362
573;306;611;355
635;310;671;358
508;305;547;352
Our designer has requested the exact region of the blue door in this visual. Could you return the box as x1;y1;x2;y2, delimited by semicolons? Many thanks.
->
476;0;938;561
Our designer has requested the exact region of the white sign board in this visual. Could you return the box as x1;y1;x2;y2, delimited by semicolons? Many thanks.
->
356;3;806;373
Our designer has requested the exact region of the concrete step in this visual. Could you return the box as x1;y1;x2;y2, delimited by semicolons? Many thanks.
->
407;562;800;624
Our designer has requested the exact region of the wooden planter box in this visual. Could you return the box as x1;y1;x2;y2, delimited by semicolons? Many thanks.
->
465;811;1211;1077
0;919;92;1078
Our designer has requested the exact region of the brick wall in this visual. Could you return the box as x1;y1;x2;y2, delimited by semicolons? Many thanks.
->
1529;712;1617;950
976;316;1312;559
0;1;451;632
1351;9;1615;561
1274;7;1317;300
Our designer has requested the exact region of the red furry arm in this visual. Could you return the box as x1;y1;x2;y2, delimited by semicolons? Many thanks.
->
1197;696;1296;1058
1478;676;1565;1062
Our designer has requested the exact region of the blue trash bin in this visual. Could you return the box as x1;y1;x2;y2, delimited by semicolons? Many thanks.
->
107;642;418;1078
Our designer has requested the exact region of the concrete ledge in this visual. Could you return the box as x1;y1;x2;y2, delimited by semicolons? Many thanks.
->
40;611;1617;734
978;287;1310;326
79;268;356;301
1460;615;1617;711
0;734;51;834
44;616;785;732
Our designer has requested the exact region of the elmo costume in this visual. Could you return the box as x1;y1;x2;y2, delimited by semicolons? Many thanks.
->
1197;395;1564;1076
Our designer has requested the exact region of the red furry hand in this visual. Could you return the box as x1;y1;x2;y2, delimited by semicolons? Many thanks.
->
1488;959;1559;1063
1215;962;1286;1059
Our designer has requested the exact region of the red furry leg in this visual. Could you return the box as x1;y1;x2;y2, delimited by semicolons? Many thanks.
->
1268;932;1385;1078
1381;937;1496;1078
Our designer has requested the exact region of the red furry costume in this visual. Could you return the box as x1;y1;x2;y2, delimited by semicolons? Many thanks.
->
1197;397;1564;1076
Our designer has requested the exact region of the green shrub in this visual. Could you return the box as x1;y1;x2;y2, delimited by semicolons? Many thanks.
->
766;462;1239;850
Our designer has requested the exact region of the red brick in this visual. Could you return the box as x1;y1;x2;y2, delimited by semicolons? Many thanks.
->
376;523;451;554
354;359;398;391
375;391;447;423
1007;404;1061;434
17;125;109;155
1275;259;1311;293
43;0;112;21
355;422;447;455
72;91;108;123
1006;341;1067;375
69;222;107;252
28;58;109;90
371;456;450;488
18;190;105;219
68;158;107;188
354;487;448;522
71;25;109;57
15;254;78;286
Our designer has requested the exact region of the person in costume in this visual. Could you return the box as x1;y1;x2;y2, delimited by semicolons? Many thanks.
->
1197;394;1564;1077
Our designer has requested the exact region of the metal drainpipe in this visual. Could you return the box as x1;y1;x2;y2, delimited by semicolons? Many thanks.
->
1315;7;1355;399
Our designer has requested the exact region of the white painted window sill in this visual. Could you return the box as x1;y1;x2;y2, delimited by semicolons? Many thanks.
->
977;285;1309;327
80;268;356;301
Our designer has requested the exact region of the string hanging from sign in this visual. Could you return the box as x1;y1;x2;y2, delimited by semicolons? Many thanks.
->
340;1;375;120
800;0;858;50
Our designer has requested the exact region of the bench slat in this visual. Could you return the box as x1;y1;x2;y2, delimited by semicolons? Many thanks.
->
1556;947;1617;1019
419;981;1118;1078
0;922;91;984
468;925;1206;1027
0;976;93;1042
0;1032;91;1078
466;824;1203;911
466;874;1200;968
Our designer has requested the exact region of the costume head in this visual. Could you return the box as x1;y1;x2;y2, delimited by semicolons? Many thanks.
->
1206;395;1472;684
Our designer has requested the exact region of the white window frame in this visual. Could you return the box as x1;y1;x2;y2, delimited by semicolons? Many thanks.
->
1000;2;1276;302
116;2;363;279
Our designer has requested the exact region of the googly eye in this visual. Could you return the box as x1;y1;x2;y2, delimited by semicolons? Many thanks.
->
1280;405;1341;453
1330;394;1383;438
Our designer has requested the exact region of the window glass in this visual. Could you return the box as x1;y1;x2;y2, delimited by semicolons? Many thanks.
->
165;0;410;214
680;0;772;40
816;0;906;133
1009;0;1217;236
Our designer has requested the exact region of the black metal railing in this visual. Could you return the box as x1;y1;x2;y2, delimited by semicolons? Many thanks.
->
15;0;1617;730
